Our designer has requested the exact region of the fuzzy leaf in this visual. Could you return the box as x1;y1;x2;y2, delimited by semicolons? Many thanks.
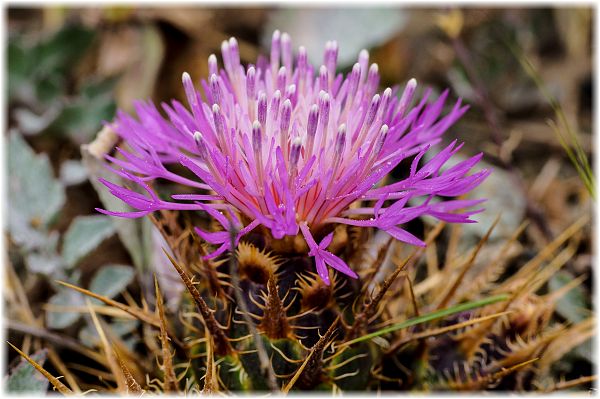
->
62;215;116;268
549;271;589;324
89;264;135;304
7;132;66;249
6;349;49;394
49;95;116;144
46;289;84;329
59;159;88;186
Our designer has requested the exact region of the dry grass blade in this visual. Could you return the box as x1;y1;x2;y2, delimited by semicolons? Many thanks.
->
44;304;137;319
56;280;159;327
86;299;128;392
282;317;340;394
202;334;219;394
436;213;501;310
46;348;82;394
154;275;179;393
386;311;512;354
458;221;529;300
490;358;539;382
498;214;588;290
7;342;73;395
507;38;595;197
545;375;597;392
347;252;414;340
162;249;232;356
114;348;144;395
7;319;104;364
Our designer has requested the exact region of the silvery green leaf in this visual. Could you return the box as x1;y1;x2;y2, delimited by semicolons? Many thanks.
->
7;132;66;249
59;159;88;186
13;106;62;136
89;264;135;304
62;215;116;268
46;289;84;329
25;231;66;275
263;9;407;67
6;349;48;394
26;252;64;275
79;319;139;350
549;271;590;324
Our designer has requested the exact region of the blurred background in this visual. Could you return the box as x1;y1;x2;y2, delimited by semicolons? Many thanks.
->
5;6;593;393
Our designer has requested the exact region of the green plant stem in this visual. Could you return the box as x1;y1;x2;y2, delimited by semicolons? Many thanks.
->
343;294;509;346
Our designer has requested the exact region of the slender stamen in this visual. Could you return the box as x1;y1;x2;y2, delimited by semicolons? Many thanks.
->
182;72;200;118
193;131;208;160
367;63;380;95
209;74;221;106
373;124;389;157
221;40;231;74
285;84;296;105
246;66;256;120
297;45;307;73
319;65;328;93
271;30;281;74
269;90;282;130
358;49;369;84
317;91;331;152
257;91;267;127
228;37;240;70
208;54;217;76
277;66;287;92
378;87;392;122
328;124;347;193
246;66;256;99
398;78;417;117
305;104;319;159
281;32;292;72
211;104;228;154
325;40;338;86
280;99;292;159
289;136;302;187
252;121;264;190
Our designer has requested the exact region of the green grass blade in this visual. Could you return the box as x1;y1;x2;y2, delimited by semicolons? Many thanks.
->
343;294;509;346
505;39;595;199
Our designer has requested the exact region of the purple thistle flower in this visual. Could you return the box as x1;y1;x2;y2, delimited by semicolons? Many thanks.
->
98;31;490;285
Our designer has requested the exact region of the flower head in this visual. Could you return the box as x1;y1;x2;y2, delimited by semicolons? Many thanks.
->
98;31;490;285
